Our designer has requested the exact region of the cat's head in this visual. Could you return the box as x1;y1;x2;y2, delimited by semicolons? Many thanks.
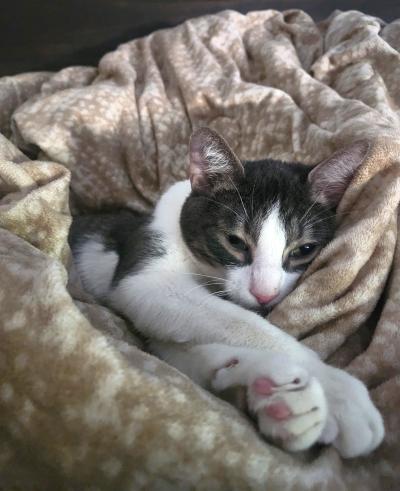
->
180;128;368;310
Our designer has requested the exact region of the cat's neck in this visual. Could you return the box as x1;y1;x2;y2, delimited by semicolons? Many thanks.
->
151;180;191;241
151;180;197;269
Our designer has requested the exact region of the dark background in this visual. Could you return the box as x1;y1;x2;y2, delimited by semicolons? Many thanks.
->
1;0;400;77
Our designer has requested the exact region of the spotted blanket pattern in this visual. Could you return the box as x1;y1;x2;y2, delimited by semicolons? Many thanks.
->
1;9;400;490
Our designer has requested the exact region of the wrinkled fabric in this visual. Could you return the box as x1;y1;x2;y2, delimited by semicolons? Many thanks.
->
0;8;400;490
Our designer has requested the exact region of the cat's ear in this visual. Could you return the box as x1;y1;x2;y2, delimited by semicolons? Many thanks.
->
308;141;370;207
189;127;244;193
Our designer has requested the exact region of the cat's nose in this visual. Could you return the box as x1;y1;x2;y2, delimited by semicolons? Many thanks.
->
250;288;279;305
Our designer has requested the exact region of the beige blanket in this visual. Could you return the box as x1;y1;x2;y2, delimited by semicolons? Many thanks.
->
1;8;400;490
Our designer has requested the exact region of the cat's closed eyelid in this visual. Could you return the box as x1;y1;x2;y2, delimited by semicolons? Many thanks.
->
218;232;253;265
227;234;248;251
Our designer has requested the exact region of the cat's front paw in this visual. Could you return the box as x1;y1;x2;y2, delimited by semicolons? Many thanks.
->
211;352;328;452
317;365;384;458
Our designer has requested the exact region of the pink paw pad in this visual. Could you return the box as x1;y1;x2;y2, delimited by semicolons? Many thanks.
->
265;402;292;420
253;377;276;395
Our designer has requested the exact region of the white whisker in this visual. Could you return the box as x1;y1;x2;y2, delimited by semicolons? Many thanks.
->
180;272;225;282
198;288;233;307
185;280;225;295
299;190;324;225
227;175;248;222
304;215;335;228
250;181;256;218
304;210;351;228
203;197;242;220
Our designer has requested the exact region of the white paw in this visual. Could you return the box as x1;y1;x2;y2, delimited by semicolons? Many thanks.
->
211;351;328;452
316;364;385;458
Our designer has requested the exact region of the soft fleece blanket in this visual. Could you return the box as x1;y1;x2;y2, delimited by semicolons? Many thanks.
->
1;8;400;490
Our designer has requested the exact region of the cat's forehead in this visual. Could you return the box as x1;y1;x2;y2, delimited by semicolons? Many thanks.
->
208;159;335;250
243;160;308;198
221;161;312;221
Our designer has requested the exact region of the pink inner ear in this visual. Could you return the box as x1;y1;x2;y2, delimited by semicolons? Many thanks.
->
189;130;214;191
308;140;369;207
189;150;209;190
189;165;208;190
188;127;245;192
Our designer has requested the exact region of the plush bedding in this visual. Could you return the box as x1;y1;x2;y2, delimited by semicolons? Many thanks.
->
1;8;400;490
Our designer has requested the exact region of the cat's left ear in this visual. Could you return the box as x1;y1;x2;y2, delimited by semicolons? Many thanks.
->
189;127;244;193
308;140;370;207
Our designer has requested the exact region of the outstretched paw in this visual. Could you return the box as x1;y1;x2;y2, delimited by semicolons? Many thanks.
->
251;375;327;452
212;351;328;452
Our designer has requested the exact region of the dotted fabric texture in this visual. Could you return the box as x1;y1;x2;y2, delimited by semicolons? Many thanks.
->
0;8;400;490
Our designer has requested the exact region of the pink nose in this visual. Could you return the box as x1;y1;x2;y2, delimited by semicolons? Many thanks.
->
250;289;279;305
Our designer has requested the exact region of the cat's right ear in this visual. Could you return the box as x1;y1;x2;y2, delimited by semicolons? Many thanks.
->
308;140;370;207
189;127;244;193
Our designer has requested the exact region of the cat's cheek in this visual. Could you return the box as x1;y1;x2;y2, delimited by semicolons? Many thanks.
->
226;265;259;309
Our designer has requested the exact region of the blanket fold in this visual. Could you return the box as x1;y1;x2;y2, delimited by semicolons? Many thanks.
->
1;8;400;490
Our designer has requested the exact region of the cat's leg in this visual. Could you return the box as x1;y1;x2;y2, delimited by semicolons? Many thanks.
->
111;271;384;458
152;341;328;452
154;341;384;457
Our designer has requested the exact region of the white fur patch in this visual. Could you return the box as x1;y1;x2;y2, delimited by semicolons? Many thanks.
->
253;205;286;288
151;180;191;243
227;205;300;308
75;237;118;298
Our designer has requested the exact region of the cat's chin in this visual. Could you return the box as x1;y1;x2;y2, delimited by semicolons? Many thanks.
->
226;293;259;311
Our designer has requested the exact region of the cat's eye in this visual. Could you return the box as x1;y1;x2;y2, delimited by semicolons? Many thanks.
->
290;243;318;259
228;234;248;251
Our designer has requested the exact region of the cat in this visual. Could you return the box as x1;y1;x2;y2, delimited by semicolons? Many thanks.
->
69;127;384;458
